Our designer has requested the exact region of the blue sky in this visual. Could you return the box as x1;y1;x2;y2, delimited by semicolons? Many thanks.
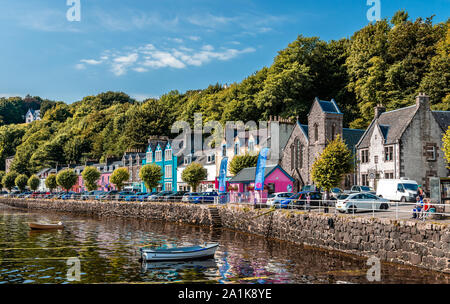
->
0;0;448;103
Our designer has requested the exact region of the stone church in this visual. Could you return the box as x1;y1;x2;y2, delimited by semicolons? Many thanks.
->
280;97;365;192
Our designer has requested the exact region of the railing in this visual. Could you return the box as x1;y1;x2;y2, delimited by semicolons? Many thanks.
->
2;192;450;221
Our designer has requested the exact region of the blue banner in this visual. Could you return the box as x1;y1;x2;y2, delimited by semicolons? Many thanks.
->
218;157;228;193
254;148;269;191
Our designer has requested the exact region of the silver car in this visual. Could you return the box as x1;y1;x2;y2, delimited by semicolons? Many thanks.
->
336;193;390;213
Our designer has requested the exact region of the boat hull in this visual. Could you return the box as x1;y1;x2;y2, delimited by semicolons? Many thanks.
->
28;223;64;230
141;244;219;261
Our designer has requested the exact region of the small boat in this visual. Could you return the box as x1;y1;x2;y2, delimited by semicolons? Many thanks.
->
140;243;219;261
28;222;64;230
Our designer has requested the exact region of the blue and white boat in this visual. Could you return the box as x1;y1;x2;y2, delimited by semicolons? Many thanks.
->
139;243;219;261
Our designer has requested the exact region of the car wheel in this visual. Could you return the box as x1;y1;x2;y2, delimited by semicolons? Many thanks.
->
400;197;406;203
380;203;389;210
347;205;357;214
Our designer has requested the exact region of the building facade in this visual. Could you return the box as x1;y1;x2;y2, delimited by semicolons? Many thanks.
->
356;93;450;191
280;97;365;192
25;108;41;123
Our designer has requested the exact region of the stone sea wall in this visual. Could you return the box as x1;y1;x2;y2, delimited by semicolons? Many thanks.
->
0;198;448;274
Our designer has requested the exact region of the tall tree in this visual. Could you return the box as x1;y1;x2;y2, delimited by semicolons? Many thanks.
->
56;169;77;192
2;171;18;191
181;162;207;192
28;175;40;192
139;164;163;192
15;174;29;192
82;166;101;191
110;168;129;191
45;174;58;192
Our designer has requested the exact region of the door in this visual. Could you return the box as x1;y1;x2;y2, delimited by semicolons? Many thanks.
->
396;183;405;201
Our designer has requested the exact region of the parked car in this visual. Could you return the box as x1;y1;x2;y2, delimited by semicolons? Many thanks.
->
98;190;119;200
164;191;188;202
336;192;390;213
349;185;376;195
118;191;135;200
61;192;76;200
148;191;173;202
376;179;418;202
125;192;150;202
190;191;219;204
266;192;293;206
330;187;344;199
182;192;200;202
81;191;104;200
277;191;324;208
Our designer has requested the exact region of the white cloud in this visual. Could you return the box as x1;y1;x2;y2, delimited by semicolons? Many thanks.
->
80;59;103;65
76;42;256;76
188;36;201;41
168;38;184;43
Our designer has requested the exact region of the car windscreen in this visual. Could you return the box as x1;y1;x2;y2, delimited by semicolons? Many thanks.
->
402;183;418;191
337;194;349;199
360;186;372;191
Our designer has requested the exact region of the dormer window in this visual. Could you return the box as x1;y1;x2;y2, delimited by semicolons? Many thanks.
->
234;142;240;155
155;150;162;162
165;148;172;161
146;151;153;163
222;144;227;157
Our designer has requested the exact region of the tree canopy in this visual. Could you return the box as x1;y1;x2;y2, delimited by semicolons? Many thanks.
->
181;162;208;192
110;168;129;191
139;164;163;191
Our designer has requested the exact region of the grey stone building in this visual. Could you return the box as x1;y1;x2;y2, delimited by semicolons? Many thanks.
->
355;93;450;191
280;97;365;192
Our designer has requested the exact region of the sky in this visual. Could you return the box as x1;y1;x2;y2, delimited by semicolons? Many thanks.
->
0;0;448;103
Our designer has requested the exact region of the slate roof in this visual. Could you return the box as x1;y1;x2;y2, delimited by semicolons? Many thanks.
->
342;128;366;151
229;164;294;183
317;98;342;114
432;111;450;131
357;105;418;148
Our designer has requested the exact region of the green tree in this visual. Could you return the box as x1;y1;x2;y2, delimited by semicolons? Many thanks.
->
311;135;353;192
0;171;5;190
45;174;58;192
229;154;259;176
56;169;77;192
2;171;18;191
181;162;207;192
15;174;29;192
82;166;101;191
139;164;163;192
110;168;129;191
443;126;450;168
28;175;40;191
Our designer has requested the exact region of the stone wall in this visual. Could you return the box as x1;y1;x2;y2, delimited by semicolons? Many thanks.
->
0;198;448;273
217;205;449;274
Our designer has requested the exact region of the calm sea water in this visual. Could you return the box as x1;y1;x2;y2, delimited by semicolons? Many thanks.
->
0;204;448;284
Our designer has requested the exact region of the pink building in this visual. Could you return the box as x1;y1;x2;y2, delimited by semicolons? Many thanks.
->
228;164;294;203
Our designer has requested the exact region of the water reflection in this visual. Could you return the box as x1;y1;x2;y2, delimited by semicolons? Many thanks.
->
0;204;448;284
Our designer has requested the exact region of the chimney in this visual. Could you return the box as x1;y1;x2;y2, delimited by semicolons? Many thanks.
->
416;92;430;109
374;104;386;119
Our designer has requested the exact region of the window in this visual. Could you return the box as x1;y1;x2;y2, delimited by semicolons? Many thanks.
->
425;145;436;161
361;174;369;186
374;155;378;164
207;154;215;163
384;146;393;162
184;155;191;165
331;123;336;141
361;150;369;163
314;124;318;142
165;165;172;178
299;144;303;169
248;141;255;153
384;172;394;179
165;149;172;161
290;145;295;170
234;142;240;155
165;182;172;191
294;139;299;168
155;150;162;162
222;144;227;157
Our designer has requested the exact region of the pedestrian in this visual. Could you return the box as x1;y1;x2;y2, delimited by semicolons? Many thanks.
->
412;195;423;219
417;185;424;200
306;192;311;212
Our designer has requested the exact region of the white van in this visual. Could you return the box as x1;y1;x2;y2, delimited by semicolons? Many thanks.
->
376;179;419;202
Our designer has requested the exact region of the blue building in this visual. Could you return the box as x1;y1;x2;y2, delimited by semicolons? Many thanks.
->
142;136;180;192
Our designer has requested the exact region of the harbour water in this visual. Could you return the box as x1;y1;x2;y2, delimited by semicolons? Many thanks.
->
0;204;448;284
